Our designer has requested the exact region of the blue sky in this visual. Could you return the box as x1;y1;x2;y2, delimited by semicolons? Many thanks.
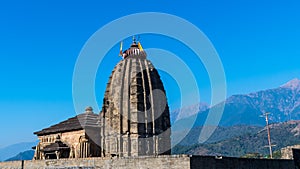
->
0;0;300;148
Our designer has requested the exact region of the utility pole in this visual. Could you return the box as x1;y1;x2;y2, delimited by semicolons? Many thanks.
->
261;112;274;159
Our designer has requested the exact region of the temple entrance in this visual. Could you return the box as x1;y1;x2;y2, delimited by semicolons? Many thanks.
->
42;136;70;159
45;153;57;159
43;143;70;159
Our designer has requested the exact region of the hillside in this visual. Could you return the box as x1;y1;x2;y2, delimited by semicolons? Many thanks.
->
0;141;37;162
173;125;262;145
173;120;300;157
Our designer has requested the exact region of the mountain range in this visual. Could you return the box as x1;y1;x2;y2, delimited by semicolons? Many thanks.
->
171;78;300;157
1;79;300;160
172;78;300;127
0;141;37;162
5;150;35;161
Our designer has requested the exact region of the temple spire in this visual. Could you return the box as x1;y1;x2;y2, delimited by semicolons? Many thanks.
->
120;37;147;59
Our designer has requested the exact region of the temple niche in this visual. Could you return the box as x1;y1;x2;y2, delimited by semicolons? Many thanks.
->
33;40;171;159
33;107;101;159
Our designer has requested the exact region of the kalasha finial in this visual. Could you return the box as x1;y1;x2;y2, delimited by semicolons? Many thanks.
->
132;35;136;44
85;106;93;114
120;36;146;59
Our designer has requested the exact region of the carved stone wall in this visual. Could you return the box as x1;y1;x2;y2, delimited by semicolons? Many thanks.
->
100;48;171;157
34;129;101;160
35;130;85;159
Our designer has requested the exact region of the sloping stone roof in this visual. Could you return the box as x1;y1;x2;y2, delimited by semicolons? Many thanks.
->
34;107;100;136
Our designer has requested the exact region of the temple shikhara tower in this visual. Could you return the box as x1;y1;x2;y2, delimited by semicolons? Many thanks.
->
99;40;171;157
33;39;171;159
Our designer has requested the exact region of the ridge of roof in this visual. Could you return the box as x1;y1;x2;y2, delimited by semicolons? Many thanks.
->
34;112;100;136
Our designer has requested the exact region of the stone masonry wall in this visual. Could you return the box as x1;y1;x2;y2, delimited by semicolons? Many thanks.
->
0;155;190;169
281;144;300;159
0;155;295;169
37;130;85;159
190;156;295;169
38;130;85;148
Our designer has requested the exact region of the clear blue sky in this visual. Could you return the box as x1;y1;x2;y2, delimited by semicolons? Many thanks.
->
0;0;300;148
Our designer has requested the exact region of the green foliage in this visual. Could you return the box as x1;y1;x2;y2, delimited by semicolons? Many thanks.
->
175;125;262;145
272;150;282;159
241;153;263;159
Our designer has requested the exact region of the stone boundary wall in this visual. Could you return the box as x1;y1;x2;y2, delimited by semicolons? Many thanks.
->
190;156;295;169
0;155;190;169
0;155;296;169
281;145;300;159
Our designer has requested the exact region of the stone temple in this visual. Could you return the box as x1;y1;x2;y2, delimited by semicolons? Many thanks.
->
2;39;298;169
32;40;171;159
